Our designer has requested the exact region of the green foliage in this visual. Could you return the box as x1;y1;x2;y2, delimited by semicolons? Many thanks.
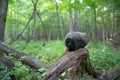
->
10;65;29;78
0;58;40;79
38;68;46;77
11;40;120;69
10;65;43;80
1;41;120;79
3;0;120;79
10;40;120;70
87;42;120;71
6;0;120;41
0;62;10;80
23;40;66;65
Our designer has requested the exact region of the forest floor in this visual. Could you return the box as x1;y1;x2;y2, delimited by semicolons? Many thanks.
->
0;40;120;80
10;40;120;71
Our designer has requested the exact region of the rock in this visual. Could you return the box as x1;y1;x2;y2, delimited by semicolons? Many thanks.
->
65;32;89;51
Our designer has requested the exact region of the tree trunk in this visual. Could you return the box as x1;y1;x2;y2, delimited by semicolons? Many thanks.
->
73;8;78;31
101;7;105;44
37;12;47;40
43;48;88;80
0;0;8;41
9;0;38;44
69;8;74;32
0;53;16;80
43;47;120;80
55;0;64;39
55;0;61;38
111;10;116;37
93;7;97;42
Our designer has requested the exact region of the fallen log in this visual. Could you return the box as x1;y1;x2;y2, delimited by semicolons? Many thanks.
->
0;41;48;69
99;63;120;80
0;53;16;80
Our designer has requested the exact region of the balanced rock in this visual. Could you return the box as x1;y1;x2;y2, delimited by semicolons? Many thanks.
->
65;31;89;51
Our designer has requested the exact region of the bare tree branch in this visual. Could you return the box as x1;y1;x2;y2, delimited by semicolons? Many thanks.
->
9;0;38;45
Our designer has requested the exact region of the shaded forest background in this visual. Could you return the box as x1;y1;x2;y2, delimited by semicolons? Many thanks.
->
5;0;120;44
0;0;120;80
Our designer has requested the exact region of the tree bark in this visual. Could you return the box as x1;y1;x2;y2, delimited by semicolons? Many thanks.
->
55;0;61;30
0;41;48;69
73;8;78;31
69;8;74;32
101;7;105;44
43;48;88;80
93;7;97;42
43;47;120;80
0;0;8;41
0;53;16;80
9;0;38;44
99;63;120;80
37;12;47;40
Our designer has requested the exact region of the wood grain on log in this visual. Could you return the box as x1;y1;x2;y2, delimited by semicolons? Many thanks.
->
43;48;88;80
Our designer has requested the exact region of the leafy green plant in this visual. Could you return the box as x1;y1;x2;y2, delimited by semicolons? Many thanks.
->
87;42;120;71
0;62;10;80
1;40;120;80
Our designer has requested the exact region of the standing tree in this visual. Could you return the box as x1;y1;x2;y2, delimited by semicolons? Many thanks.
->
0;0;8;41
69;8;74;31
0;1;17;80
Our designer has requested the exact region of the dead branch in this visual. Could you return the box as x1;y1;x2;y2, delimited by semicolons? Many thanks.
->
99;63;120;80
0;53;16;80
9;0;38;45
0;41;48;69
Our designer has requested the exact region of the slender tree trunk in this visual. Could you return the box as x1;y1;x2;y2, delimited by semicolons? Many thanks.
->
116;13;120;29
61;15;66;37
9;0;38;44
111;11;116;37
69;8;74;32
108;13;112;40
37;12;47;40
55;0;60;29
73;8;78;31
0;0;8;41
101;7;105;44
55;0;64;39
93;7;97;42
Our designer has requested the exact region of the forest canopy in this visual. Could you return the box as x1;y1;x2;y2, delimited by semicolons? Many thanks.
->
6;0;120;42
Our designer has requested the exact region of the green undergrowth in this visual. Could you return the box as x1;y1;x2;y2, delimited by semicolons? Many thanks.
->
1;40;120;80
23;40;66;65
10;40;120;70
10;40;66;66
87;42;120;71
